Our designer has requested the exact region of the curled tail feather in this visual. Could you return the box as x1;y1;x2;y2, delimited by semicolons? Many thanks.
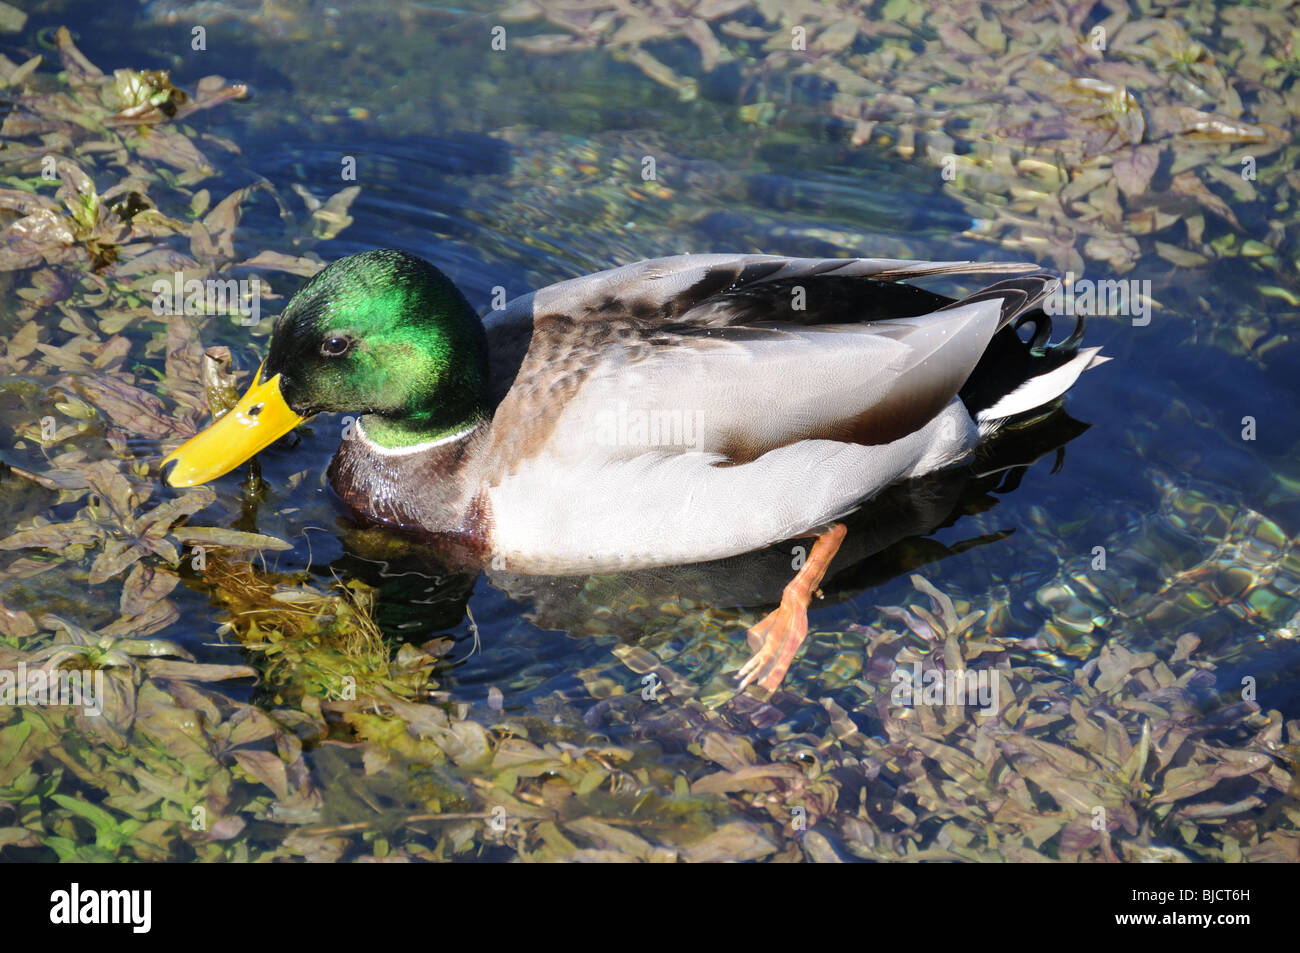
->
951;275;1109;427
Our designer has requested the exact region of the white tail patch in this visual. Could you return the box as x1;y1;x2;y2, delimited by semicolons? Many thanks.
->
977;346;1107;424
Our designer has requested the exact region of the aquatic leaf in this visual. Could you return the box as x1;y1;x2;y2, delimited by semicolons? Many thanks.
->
621;47;696;100
0;597;37;639
307;186;360;242
237;250;323;277
89;540;152;586
0;518;101;552
492;738;564;776
692;763;804;794
136;127;213;175
1243;831;1300;863
111;247;201;278
199;186;258;262
230;749;290;799
435;720;492;766
1152;756;1271;805
694;0;749;18
132;487;216;535
1094;645;1158;693
172;75;248;121
1154;242;1209;267
0;828;39;850
143;660;257;682
610;16;670;45
514;34;598;54
218;707;280;750
1175;796;1264;820
84;459;149;522
194;346;239;420
681;19;723;71
566;818;672;862
697;730;757;770
1112;145;1160;198
71;375;177;439
170;527;293;551
680;821;776;862
815;19;860;53
53;26;101;85
0;207;78;270
102;594;179;638
1170;170;1240;227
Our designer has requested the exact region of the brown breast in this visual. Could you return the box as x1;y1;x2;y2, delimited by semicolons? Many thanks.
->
326;421;495;568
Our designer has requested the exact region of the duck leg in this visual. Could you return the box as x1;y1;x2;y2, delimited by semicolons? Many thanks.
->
737;523;847;692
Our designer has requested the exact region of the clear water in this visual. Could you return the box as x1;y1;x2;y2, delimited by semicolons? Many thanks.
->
3;0;1299;861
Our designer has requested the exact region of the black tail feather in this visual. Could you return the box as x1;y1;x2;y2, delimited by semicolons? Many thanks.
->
952;275;1089;418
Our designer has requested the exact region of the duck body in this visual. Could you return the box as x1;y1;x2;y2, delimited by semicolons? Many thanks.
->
295;253;1106;575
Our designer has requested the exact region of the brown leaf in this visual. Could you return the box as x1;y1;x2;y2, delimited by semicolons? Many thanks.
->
231;749;291;799
681;18;723;71
110;247;201;278
101;597;179;638
201;186;259;262
566;818;671;862
937;22;985;55
698;730;757;770
0;518;100;551
120;563;180;617
0;827;40;849
815;19;860;53
220;706;281;750
133;488;217;539
72;375;178;438
54;26;101;84
84;459;149;523
136;127;214;175
169;527;293;551
89;540;149;585
692;763;804;794
307;187;360;241
609;16;671;45
680;821;776;862
143;660;257;682
237;250;323;277
1112;145;1160;198
0;596;37;639
1171;171;1240;228
1152;756;1271;805
172;75;248;120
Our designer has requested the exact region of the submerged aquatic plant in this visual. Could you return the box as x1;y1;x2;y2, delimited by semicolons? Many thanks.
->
498;0;1298;290
0;15;1296;863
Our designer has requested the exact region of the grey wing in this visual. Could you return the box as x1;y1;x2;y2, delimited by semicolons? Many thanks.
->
521;253;1037;328
490;254;1037;466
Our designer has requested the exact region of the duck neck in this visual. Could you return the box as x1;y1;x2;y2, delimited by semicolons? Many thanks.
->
328;415;492;566
358;409;483;450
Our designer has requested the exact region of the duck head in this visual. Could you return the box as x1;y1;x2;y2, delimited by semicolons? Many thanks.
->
162;249;488;487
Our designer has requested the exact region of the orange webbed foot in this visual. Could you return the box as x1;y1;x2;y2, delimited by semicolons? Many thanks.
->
736;523;846;693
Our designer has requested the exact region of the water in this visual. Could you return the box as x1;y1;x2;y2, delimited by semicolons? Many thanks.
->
2;0;1298;862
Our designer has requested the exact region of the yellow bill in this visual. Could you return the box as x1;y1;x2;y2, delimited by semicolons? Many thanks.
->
162;363;305;487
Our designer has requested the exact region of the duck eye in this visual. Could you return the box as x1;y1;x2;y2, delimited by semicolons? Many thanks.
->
321;336;352;357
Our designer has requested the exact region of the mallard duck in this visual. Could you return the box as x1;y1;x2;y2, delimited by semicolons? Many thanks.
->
163;249;1106;691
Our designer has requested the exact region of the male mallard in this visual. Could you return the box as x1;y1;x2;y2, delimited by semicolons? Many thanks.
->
164;249;1106;690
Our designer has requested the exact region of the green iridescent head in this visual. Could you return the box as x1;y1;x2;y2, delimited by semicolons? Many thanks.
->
265;249;489;444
